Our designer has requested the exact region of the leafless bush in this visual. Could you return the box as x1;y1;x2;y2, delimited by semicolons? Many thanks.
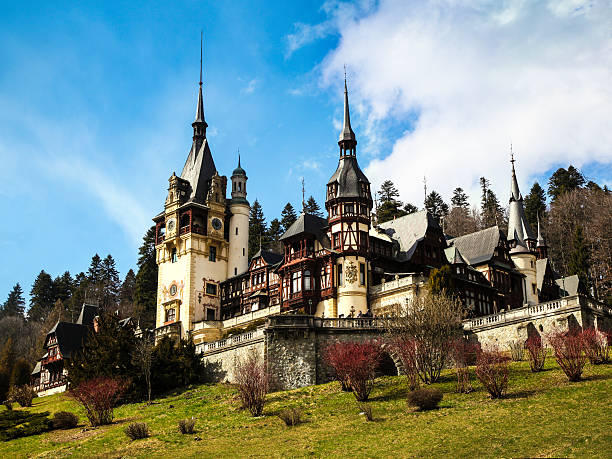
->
358;402;374;422
386;292;464;384
68;377;127;426
277;408;302;426
52;411;79;429
525;335;547;372
548;329;587;381
474;348;510;399
391;337;420;391
407;387;443;411
582;328;610;364
124;422;149;440
8;385;36;407
508;340;524;361
234;350;269;416
178;417;196;434
450;338;477;393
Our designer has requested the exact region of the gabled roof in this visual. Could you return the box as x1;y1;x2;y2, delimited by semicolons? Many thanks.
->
377;211;441;262
444;246;468;265
47;322;89;359
556;275;580;297
447;226;503;265
180;139;217;204
252;249;283;266
536;258;550;291
76;304;98;327
280;213;328;241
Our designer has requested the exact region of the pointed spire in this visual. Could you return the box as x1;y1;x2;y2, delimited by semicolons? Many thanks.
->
338;66;356;154
510;144;521;201
507;149;536;246
194;31;207;127
537;212;546;247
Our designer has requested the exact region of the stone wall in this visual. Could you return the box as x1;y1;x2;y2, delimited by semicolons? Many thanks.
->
201;335;265;383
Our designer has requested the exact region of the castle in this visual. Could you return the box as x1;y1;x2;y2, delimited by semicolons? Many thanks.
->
152;56;582;348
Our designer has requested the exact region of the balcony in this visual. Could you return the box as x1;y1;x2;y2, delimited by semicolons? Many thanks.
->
155;321;181;340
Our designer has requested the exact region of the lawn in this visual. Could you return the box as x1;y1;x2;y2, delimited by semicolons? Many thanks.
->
1;359;611;458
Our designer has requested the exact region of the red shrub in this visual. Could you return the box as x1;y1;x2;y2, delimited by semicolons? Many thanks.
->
547;329;587;382
581;328;610;364
525;335;547;372
234;350;269;417
68;377;127;426
449;338;478;393
391;337;420;391
323;340;382;401
474;348;509;399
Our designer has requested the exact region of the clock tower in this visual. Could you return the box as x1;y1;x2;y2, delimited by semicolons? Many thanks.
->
153;45;236;344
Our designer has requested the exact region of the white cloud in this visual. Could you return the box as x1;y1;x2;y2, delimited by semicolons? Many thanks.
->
309;0;612;207
242;78;259;94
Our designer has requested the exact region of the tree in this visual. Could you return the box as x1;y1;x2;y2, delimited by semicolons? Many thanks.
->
234;349;269;416
134;226;158;329
87;254;103;285
548;165;585;202
424;190;449;224
280;203;297;232
53;272;73;305
377;180;406;223
379;180;400;202
132;339;154;403
1;283;25;318
568;226;590;292
119;269;136;317
248;199;268;258
304;196;323;217
524;182;547;230
403;203;419;214
67;272;89;322
267;218;283;243
10;358;31;386
100;255;121;312
451;187;469;209
0;338;16;381
28;270;55;322
480;177;505;229
428;265;454;295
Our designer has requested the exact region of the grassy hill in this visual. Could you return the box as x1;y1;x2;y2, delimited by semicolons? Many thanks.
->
1;359;611;458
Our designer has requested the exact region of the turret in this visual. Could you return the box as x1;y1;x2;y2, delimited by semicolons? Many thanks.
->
536;213;548;260
228;155;250;278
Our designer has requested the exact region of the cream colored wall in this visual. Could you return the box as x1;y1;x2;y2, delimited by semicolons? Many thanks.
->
336;255;368;316
512;253;538;305
315;298;337;317
227;202;250;278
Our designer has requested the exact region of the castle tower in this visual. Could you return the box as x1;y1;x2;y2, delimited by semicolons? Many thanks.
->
153;40;228;343
507;152;538;305
227;155;250;278
325;77;373;317
536;213;548;260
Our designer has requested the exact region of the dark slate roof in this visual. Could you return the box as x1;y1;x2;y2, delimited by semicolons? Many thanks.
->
507;163;535;243
252;249;283;265
447;226;503;265
280;213;328;241
377;211;440;262
31;361;41;375
339;80;356;143
444;246;468;265
556;275;580;296
47;322;89;359
232;155;246;177
536;258;549;291
76;304;98;327
327;156;370;199
180;139;217;204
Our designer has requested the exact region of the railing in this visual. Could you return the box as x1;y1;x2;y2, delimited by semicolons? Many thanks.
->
222;305;281;329
266;315;385;329
369;275;427;296
34;378;67;393
197;328;265;354
155;321;181;338
320;317;385;329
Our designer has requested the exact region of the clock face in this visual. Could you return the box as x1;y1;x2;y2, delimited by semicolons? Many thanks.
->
167;218;176;232
212;218;222;231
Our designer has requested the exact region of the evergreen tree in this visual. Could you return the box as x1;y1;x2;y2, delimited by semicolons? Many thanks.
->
0;338;16;379
10;358;31;386
280;203;297;232
134;226;158;329
377;180;406;223
480;177;504;228
150;336;206;395
28;270;55;322
304;196;323;217
100;255;121;311
1;283;25;318
87;254;103;284
267;218;283;242
425;190;449;224
568;226;590;293
119;269;136;317
53;271;73;304
524;182;547;230
451;187;469;209
548;165;585;202
403;203;419;214
379;180;401;202
428;265;455;295
248;199;268;258
67;272;88;322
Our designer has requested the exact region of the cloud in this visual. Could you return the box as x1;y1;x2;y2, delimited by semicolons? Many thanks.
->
310;0;612;207
242;78;259;94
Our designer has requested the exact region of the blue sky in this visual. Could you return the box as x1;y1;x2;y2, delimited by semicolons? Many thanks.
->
1;0;611;299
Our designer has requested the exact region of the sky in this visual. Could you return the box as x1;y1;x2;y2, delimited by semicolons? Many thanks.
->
1;0;611;300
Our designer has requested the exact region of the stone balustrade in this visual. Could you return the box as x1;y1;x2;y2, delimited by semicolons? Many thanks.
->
197;327;265;354
368;274;426;297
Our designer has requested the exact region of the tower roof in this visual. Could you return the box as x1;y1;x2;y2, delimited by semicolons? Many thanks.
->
507;152;535;244
536;213;546;247
232;154;246;177
193;33;208;128
338;77;356;144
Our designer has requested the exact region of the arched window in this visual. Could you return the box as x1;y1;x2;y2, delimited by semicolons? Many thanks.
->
238;182;242;191
304;270;311;290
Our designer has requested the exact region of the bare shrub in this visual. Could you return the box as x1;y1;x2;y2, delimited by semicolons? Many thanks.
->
68;377;127;426
8;385;36;407
178;417;196;434
124;422;149;440
508;340;524;361
52;411;79;429
407;387;443;411
525;335;547;372
548;329;587;381
450;338;477;393
323;340;382;402
386;292;464;384
235;350;269;416
474;348;509;399
391;337;420;391
277;408;302;426
581;328;610;364
358;402;374;422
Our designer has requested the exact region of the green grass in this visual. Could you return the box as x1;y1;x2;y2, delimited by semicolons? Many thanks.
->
1;359;611;458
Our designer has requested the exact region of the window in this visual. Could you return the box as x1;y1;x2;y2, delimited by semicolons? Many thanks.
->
360;231;368;248
209;246;217;262
206;308;216;321
236;227;239;235
304;270;311;290
345;203;354;214
243;248;245;256
359;263;366;285
171;248;178;263
206;283;218;296
333;233;340;249
337;263;343;286
291;271;302;293
238;182;242;191
166;308;176;322
532;283;537;295
234;267;237;276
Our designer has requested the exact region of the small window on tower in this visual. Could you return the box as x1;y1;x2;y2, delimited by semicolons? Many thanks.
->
206;308;216;321
206;283;218;296
333;233;340;249
338;263;343;286
243;248;245;256
236;227;239;235
345;203;354;214
360;263;366;285
171;248;178;263
209;246;217;262
166;308;176;323
234;267;238;276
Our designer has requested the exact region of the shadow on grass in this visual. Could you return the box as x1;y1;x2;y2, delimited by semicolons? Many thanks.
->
503;389;537;399
369;386;408;402
581;372;612;382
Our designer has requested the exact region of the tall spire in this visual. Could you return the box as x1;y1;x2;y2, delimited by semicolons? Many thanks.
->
338;66;356;156
536;212;546;247
507;148;535;247
193;30;208;138
510;143;520;201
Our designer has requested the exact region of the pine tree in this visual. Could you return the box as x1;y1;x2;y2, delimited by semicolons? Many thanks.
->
568;226;590;293
304;196;323;217
451;187;469;209
480;177;504;229
134;226;158;329
53;271;73;304
1;283;25;318
248;200;268;258
280;203;297;232
425;190;449;224
548;165;585;202
524;182;547;230
100;255;121;311
87;254;103;284
403;203;418;214
268;218;283;242
377;180;406;223
28;270;55;322
379;180;400;202
119;269;136;317
67;272;89;322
